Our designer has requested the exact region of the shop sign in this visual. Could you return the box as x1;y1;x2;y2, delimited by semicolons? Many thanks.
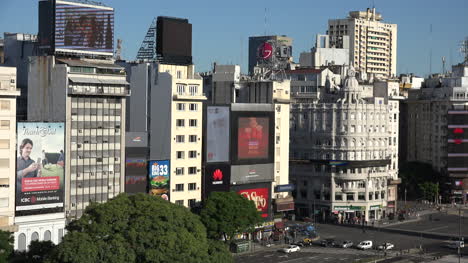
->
370;205;382;210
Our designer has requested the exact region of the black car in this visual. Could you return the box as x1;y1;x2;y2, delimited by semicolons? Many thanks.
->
291;241;305;247
320;239;335;247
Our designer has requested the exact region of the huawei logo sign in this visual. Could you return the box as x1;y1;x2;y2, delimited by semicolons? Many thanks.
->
212;169;223;185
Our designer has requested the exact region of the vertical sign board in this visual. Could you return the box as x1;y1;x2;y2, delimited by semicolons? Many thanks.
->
206;106;230;162
203;164;231;199
148;160;170;201
16;122;65;215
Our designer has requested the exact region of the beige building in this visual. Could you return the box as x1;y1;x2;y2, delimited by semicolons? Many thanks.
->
327;8;397;79
0;66;20;232
150;63;206;207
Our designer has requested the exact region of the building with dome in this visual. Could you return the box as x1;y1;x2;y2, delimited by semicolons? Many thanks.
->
290;66;400;222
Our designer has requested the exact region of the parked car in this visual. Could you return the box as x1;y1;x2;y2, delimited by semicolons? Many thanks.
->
445;240;464;249
357;240;373;250
281;245;301;253
339;240;354;248
378;242;395;250
320;239;336;247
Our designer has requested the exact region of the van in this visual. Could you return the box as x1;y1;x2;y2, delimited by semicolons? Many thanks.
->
357;240;373;250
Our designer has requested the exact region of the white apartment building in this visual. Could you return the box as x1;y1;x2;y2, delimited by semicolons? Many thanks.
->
150;63;206;208
327;8;397;79
291;67;396;221
0;67;20;232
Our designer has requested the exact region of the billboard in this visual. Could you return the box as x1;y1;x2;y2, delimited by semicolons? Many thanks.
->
156;16;192;64
204;164;230;198
125;158;147;194
237;187;269;218
148;160;170;200
51;0;114;55
206;106;230;163
231;164;274;184
16;123;65;215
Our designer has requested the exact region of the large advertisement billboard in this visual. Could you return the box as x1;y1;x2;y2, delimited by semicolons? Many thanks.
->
16;123;65;215
230;164;274;184
148;160;170;201
206;106;230;163
54;0;114;55
125;158;147;194
237;187;269;218
203;164;231;199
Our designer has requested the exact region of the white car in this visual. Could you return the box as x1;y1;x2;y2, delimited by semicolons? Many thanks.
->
378;243;395;250
357;240;373;250
446;240;464;249
281;245;301;253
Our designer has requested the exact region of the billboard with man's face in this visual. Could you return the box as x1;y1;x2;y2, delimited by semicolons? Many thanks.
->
16;122;65;215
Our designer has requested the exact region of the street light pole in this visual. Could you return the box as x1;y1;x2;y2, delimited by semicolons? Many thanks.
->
458;207;461;263
404;188;407;205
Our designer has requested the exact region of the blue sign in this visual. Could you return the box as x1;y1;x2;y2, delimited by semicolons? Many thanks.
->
275;184;295;192
148;160;170;200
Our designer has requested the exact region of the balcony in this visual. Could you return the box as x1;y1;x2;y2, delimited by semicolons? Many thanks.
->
173;92;207;101
68;86;130;97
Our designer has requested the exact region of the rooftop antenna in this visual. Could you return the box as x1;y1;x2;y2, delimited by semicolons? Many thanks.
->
115;39;122;60
264;8;267;36
461;37;468;65
429;24;433;76
442;56;446;75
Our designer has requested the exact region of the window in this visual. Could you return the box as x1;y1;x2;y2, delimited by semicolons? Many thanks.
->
335;193;343;201
188;199;196;208
176;167;184;175
0;120;9;130
189;135;197;142
381;190;385;199
18;234;26;251
346;193;354;201
177;103;185;111
369;192;373;200
175;200;184;206
177;84;185;94
176;119;185;127
176;135;185;143
31;232;39;242
176;151;184;159
188;167;197;175
189;103;198;111
189;119;197;127
0;140;9;149
358;192;366;200
189;150;197;158
44;230;51;241
189;85;198;95
0;101;10;110
175;184;184;192
177;70;182;79
188;183;196;191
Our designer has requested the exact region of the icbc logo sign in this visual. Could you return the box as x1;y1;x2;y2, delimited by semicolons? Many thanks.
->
212;169;223;185
258;42;273;59
238;188;269;217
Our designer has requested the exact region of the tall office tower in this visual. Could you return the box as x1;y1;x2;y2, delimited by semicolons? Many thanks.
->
248;35;293;75
0;67;20;233
405;62;468;203
327;8;397;79
299;34;350;69
290;67;396;222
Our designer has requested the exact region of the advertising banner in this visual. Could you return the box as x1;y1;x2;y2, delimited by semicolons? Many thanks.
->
125;158;147;194
206;106;230;163
55;1;114;54
148;160;170;200
237;187;269;218
204;164;230;198
237;117;269;160
231;163;274;184
16;123;65;215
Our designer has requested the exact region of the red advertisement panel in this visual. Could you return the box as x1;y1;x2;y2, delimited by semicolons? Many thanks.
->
238;188;269;218
237;117;269;160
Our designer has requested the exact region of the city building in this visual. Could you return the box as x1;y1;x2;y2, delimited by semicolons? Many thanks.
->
0;38;4;64
404;62;468;203
327;8;397;79
299;34;350;69
290;67;398;222
0;67;20;233
248;35;293;75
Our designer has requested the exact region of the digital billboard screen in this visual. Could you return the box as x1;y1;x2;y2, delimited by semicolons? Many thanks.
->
148;160;170;201
54;0;114;55
125;158;147;194
237;117;269;160
206;106;230;163
237;187;269;218
16;123;65;215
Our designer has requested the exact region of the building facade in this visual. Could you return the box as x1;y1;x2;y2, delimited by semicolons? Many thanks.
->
0;67;20;232
327;8;397;79
290;67;396;222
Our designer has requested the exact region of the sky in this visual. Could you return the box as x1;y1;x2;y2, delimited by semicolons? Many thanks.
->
0;0;467;76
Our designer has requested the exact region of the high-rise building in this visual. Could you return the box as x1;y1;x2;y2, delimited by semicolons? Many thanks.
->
0;67;20;233
327;8;397;79
299;34;350;69
248;35;293;75
290;67;398;222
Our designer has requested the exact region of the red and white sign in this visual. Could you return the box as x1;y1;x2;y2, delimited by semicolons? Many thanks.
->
258;42;273;59
238;188;269;218
455;180;463;186
22;177;60;192
212;169;223;185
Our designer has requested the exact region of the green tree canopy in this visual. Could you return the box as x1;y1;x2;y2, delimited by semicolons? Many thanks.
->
200;191;263;243
48;193;232;263
399;161;443;201
0;230;13;263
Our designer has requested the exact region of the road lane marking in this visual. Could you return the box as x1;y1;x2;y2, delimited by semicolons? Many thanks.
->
425;226;449;232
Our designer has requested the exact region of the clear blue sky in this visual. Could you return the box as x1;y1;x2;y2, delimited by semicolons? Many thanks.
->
1;0;467;76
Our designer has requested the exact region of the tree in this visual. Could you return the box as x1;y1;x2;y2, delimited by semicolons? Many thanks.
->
0;230;13;263
399;161;442;201
419;182;439;202
9;240;56;263
200;191;263;243
47;193;231;263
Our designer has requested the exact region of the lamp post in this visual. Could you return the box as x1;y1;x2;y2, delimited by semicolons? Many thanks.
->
404;187;407;205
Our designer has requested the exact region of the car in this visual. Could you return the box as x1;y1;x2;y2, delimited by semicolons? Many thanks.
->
291;241;305;247
281;245;301;253
357;240;373;250
303;238;313;246
339;240;354;248
378;242;395;250
320;239;336;247
445;240;464;249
